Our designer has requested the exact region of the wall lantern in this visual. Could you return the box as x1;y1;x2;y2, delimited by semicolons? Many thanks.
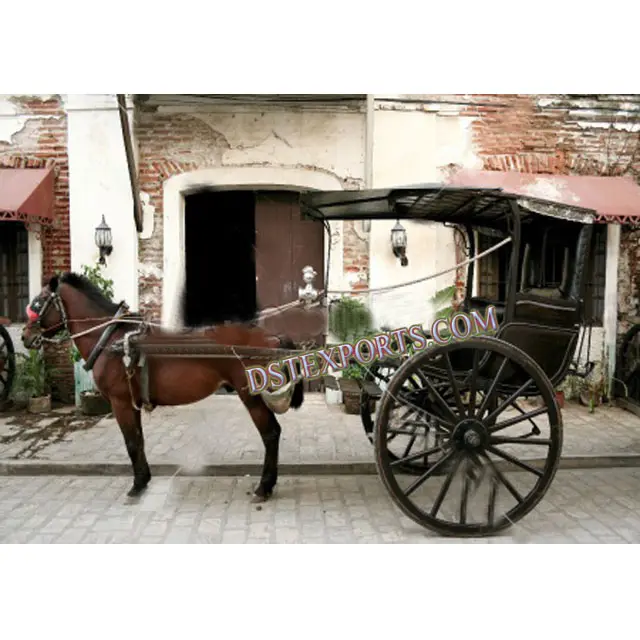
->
390;220;408;267
95;215;113;265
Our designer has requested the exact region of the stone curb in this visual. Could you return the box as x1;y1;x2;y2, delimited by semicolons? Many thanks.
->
2;454;640;477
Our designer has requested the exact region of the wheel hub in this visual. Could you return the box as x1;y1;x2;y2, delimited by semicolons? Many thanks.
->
452;419;488;451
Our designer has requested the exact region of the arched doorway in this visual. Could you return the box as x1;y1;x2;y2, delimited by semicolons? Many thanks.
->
162;167;343;330
182;188;326;336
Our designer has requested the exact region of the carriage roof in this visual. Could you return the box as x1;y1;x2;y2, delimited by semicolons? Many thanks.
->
300;184;597;231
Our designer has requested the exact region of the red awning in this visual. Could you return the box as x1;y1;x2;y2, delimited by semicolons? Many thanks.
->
0;167;55;226
447;169;640;225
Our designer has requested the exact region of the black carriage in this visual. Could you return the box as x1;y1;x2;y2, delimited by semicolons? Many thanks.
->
300;184;601;536
0;318;16;406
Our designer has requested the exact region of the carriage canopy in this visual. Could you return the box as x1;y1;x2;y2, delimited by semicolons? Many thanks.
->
300;172;640;230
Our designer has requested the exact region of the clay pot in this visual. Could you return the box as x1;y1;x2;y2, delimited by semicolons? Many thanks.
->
79;391;111;416
28;395;51;414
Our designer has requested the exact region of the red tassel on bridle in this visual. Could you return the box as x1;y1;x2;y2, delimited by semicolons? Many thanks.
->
26;305;39;323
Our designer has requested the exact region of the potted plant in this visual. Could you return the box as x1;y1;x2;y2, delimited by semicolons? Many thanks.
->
340;362;369;415
11;349;52;413
327;296;379;414
72;263;114;416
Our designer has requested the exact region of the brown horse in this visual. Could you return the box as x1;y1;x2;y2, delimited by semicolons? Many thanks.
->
21;272;305;501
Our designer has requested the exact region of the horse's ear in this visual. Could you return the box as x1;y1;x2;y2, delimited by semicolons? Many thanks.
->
48;275;59;292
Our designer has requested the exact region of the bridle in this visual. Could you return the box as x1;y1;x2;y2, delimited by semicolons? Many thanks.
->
26;290;69;348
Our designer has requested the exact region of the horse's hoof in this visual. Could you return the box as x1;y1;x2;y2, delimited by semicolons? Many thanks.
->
127;484;148;498
251;493;269;504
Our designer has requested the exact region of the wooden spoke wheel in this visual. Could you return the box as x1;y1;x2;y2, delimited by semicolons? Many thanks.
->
0;325;16;406
374;336;562;537
617;324;640;403
361;357;450;475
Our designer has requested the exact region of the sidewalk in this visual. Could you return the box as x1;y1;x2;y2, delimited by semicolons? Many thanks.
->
2;394;640;475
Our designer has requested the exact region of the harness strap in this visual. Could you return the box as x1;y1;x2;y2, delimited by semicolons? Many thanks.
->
83;302;130;372
140;353;153;412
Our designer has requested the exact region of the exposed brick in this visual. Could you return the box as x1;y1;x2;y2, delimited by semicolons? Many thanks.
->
0;95;73;397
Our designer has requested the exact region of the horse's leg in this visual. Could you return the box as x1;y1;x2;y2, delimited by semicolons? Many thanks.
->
111;397;151;497
237;387;282;503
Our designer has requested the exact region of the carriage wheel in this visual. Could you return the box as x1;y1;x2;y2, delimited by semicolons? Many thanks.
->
361;358;450;475
374;336;562;537
0;325;16;405
617;324;640;403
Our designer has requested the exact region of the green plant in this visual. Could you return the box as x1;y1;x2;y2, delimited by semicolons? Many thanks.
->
80;263;115;301
71;263;115;363
11;350;51;399
329;297;374;344
431;284;457;322
342;363;366;380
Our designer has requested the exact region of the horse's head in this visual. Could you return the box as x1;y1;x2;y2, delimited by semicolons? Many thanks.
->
22;275;68;349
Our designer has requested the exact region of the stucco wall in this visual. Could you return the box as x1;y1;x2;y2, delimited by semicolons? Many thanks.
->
368;107;481;330
66;94;139;308
134;105;366;321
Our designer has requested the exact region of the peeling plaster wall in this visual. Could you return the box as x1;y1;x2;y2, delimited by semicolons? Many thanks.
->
458;94;640;351
134;106;365;319
367;95;640;372
0;94;73;401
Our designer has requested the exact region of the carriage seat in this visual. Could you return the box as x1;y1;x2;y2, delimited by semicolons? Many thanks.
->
513;289;579;329
0;317;10;326
465;297;506;325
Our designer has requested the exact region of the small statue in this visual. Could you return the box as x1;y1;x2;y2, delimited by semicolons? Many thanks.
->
298;266;319;306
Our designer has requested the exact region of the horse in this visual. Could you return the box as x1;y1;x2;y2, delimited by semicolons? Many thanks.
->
21;272;306;502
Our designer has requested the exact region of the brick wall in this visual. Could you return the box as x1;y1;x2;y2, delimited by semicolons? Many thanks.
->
134;108;367;318
134;113;206;318
0;95;74;402
456;94;640;335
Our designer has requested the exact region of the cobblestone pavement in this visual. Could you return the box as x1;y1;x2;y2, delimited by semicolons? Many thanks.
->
1;395;640;467
1;468;640;543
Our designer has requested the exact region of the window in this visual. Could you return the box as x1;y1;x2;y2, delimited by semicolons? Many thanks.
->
0;221;29;322
476;231;513;301
476;224;607;326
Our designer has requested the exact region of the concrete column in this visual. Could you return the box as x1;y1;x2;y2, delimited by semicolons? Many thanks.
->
65;94;139;309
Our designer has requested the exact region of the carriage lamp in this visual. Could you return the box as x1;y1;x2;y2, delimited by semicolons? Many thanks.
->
95;215;113;265
390;220;408;267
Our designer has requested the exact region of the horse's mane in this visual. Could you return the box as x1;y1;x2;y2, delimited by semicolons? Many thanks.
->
59;272;121;315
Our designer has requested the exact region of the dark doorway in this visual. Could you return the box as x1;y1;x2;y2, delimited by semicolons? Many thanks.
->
183;190;257;327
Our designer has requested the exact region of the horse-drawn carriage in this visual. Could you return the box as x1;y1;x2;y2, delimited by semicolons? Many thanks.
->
298;183;600;536
21;180;607;538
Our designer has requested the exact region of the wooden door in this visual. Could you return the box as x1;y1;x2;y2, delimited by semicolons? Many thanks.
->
254;191;326;390
0;222;29;322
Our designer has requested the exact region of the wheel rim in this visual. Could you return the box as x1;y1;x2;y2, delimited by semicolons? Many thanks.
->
0;326;16;404
618;325;640;403
374;336;562;537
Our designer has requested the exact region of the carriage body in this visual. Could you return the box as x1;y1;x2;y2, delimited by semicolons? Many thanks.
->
302;185;596;392
299;184;599;536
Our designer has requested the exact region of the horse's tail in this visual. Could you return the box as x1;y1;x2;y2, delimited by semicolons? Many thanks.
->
279;334;305;411
290;378;305;410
